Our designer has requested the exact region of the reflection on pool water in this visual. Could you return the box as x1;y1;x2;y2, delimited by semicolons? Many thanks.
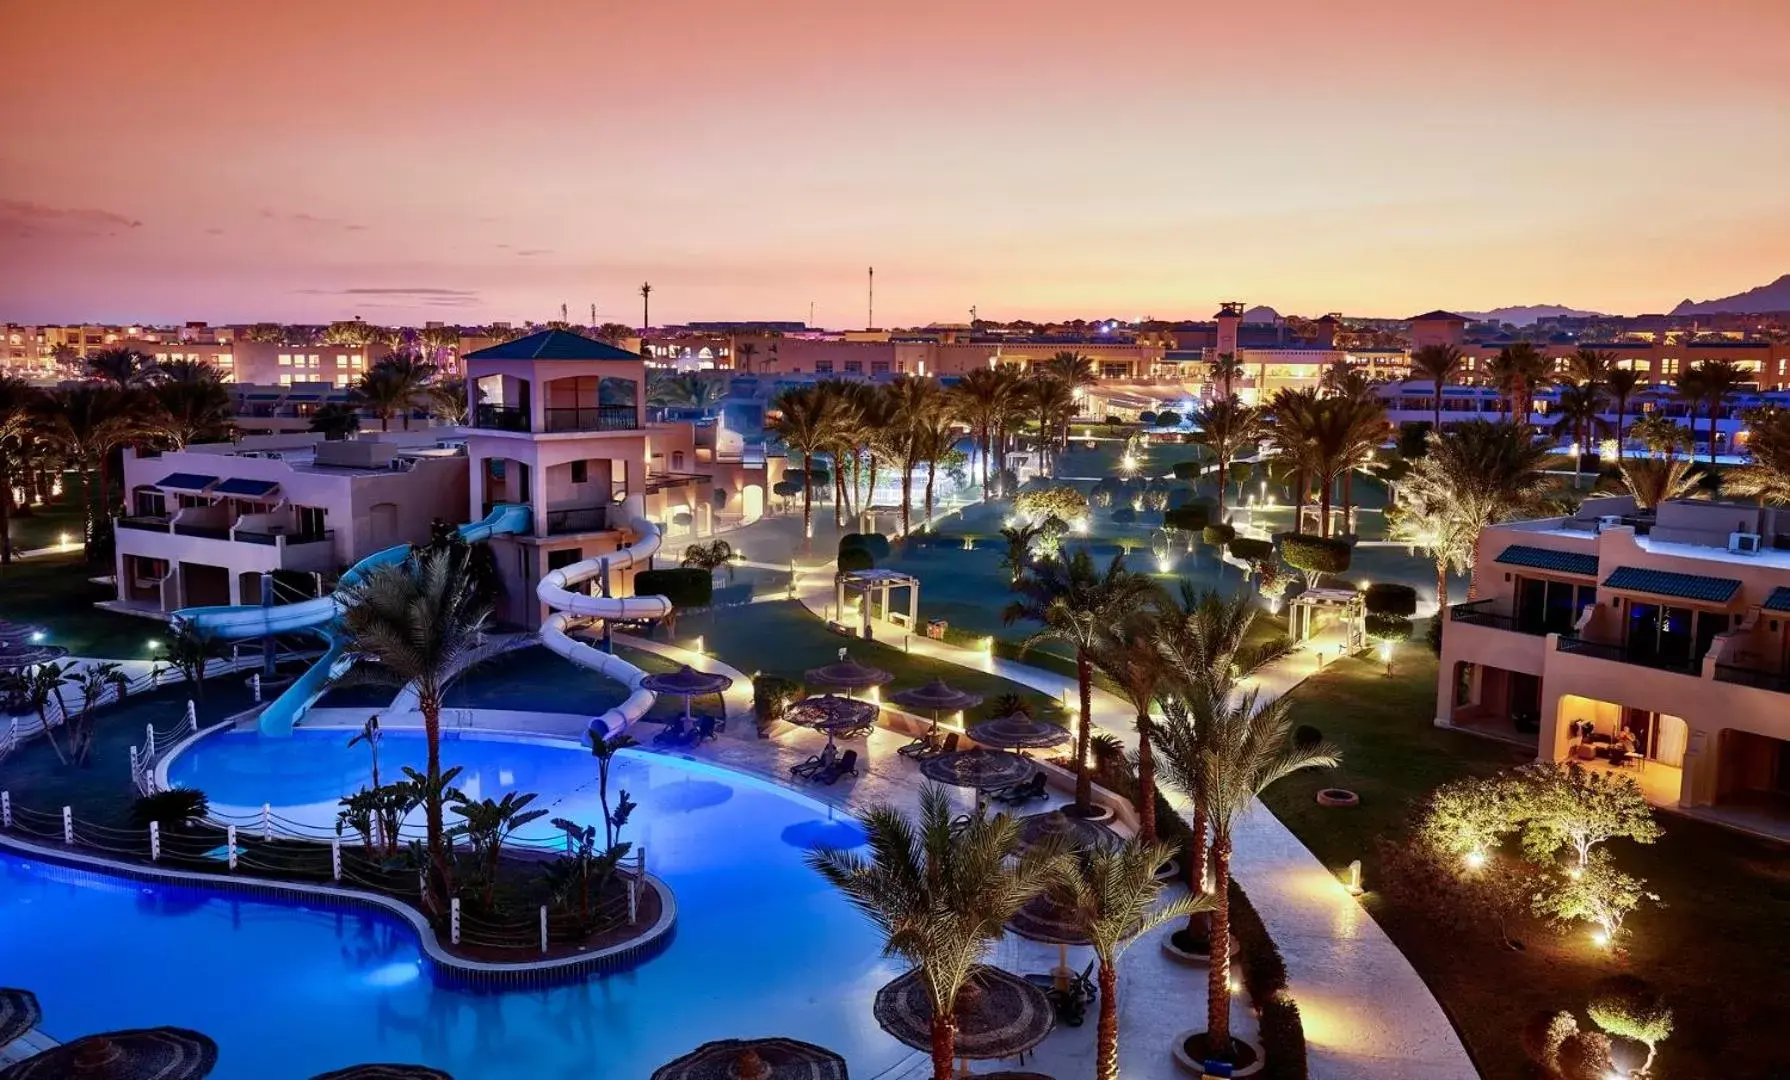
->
4;731;903;1080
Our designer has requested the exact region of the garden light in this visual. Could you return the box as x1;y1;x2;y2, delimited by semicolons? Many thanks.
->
1378;641;1393;664
29;631;45;643
59;531;71;546
1155;554;1173;574
1591;928;1612;948
1463;850;1486;871
147;638;162;652
694;635;705;656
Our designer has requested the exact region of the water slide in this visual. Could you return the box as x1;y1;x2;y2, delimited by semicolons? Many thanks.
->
174;504;533;736
534;494;675;739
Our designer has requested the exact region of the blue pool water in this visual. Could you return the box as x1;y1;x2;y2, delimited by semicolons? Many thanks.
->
7;734;907;1080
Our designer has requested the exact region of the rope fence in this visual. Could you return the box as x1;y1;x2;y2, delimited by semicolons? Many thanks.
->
1;653;264;763
0;789;648;957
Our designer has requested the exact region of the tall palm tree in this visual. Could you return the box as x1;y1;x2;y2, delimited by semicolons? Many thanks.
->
1603;367;1642;449
948;367;1010;500
1187;687;1337;1059
807;786;1064;1080
1488;342;1549;424
1726;405;1790;504
639;281;653;329
150;360;234;448
0;376;43;564
1042;350;1098;392
1313;395;1390;537
1207;352;1245;399
1004;550;1161;812
734;341;757;373
1051;839;1209;1080
1565;347;1614;389
991;364;1029;493
427;376;470;425
351;366;410;432
1677;358;1745;466
1092;614;1169;843
85;346;158;388
337;545;492;911
1189;396;1262;517
1391;420;1553;599
915;407;959;529
1620;456;1701;511
417;325;460;371
1266;388;1321;534
1027;376;1076;479
769;384;845;545
886;376;945;535
1408;343;1464;432
39;384;148;553
1549;382;1609;488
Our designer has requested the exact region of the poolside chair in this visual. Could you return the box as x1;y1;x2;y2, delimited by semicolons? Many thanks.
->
653;718;688;745
915;732;959;761
790;743;838;779
814;749;859;785
692;715;719;743
1026;960;1096;1026
993;772;1048;805
897;728;939;759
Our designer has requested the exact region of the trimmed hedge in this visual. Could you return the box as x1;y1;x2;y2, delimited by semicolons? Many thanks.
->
1229;536;1274;562
839;532;891;560
837;547;875;573
1279;533;1352;575
1139;411;1159;425
634;567;713;609
771;479;803;497
1202;523;1236;546
1365;613;1414;642
1163;501;1212;532
1110;506;1137;524
1170;461;1202;481
1156;409;1181;428
1363;582;1418;616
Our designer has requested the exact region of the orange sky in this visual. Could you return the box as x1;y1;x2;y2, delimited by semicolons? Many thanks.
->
3;0;1788;326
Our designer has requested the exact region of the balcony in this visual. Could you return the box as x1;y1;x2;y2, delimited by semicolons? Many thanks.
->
1554;636;1702;676
473;403;640;434
116;515;172;534
1714;663;1790;695
545;506;611;535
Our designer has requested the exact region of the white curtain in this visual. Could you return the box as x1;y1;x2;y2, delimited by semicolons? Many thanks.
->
1654;714;1689;768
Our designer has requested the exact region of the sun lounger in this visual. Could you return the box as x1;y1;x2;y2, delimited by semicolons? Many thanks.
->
993;772;1048;805
791;744;838;779
915;732;959;761
813;749;859;785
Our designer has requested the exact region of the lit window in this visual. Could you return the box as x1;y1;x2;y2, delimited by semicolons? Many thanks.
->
336;354;349;366
217;354;233;366
278;354;292;366
815;360;834;374
336;373;350;387
278;373;293;386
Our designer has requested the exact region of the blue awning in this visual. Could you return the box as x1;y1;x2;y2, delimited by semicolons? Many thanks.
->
1495;544;1598;577
213;478;279;498
1601;566;1741;605
154;473;218;493
1763;586;1790;613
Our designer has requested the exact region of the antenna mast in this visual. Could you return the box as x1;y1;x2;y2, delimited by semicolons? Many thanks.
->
867;266;874;329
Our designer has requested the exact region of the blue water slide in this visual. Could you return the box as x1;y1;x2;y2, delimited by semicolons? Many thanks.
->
173;503;533;735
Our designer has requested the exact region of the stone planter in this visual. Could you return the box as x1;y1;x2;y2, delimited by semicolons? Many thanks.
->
1152;856;1182;882
1062;802;1116;825
1160;929;1239;965
1315;788;1359;808
1171;1031;1264;1078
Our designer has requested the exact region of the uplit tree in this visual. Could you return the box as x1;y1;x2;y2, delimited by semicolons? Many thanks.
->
1512;761;1661;870
1531;849;1658;945
1587;976;1673;1078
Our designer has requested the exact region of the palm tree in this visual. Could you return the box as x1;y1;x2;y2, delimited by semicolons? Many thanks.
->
997;522;1042;584
1042;350;1098;392
417;325;460;371
150;360;234;448
734;341;757;373
1187;687;1337;1060
427;376;469;425
1189;396;1262;517
1312;395;1390;537
1092;615;1168;843
337;545;492;911
1408;344;1464;432
1566;347;1614;389
948;367;1013;500
915;407;959;529
1620;456;1701;511
1603;368;1642;449
1488;342;1549;424
886;376;946;535
39;384;148;553
1051;838;1209;1080
1207;352;1245;399
1726;406;1790;504
1550;382;1609;488
1004;550;1161;813
991;364;1029;493
1628;413;1687;459
807;786;1064;1080
308;402;362;440
85;346;158;388
1392;420;1552;599
1677;359;1745;466
769;385;845;545
639;281;653;329
0;377;43;563
1266;388;1321;534
1027;376;1076;479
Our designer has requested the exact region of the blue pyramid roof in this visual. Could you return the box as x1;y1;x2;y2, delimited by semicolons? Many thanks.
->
466;328;641;361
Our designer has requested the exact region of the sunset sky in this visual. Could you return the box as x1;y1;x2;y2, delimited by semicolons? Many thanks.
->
3;0;1788;327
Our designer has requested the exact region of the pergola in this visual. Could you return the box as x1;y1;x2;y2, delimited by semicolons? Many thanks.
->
836;568;920;641
1288;586;1365;647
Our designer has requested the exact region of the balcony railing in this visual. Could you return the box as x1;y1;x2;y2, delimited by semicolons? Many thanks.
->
172;522;231;540
1448;599;1557;636
1555;636;1702;676
1714;663;1790;695
544;405;639;433
116;516;171;534
473;403;531;432
545;506;610;535
234;529;334;548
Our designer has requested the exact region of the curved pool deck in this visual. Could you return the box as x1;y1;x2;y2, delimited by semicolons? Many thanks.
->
9;732;912;1080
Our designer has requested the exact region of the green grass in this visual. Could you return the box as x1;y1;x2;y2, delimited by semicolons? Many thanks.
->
2;495;90;555
0;554;164;659
667;600;1071;725
1265;643;1790;1080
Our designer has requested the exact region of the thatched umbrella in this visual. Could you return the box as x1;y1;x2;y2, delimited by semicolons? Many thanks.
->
919;750;1034;806
1015;809;1118;855
873;966;1054;1063
0;1027;218;1079
0;640;69;672
309;1067;454;1080
889;679;982;736
640;665;735;724
0;621;48;644
1005;891;1090;945
650;1036;848;1080
802;655;893;696
0;989;41;1051
788;695;879;750
968;715;1070;752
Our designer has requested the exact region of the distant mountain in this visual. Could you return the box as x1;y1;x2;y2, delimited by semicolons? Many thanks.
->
1460;304;1605;325
1672;274;1790;316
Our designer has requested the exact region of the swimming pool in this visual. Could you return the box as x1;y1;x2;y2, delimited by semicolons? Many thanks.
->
9;734;909;1079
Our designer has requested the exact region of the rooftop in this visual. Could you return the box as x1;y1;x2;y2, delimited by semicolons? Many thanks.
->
466;328;643;362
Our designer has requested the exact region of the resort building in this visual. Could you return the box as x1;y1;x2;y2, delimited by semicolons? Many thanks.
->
112;432;471;613
1438;495;1790;837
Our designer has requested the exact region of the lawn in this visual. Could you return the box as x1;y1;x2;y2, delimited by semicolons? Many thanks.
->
2;495;90;555
0;554;165;660
1264;642;1790;1080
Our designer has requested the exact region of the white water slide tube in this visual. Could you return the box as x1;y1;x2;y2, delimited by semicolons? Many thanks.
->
535;496;675;739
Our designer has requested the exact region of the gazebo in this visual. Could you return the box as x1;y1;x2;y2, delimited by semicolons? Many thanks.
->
1287;587;1365;647
834;569;920;641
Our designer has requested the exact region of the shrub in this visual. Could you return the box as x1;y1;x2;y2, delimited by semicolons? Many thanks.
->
752;674;803;736
1237;633;1295;675
1110;506;1136;524
1365;613;1413;642
1228;536;1273;562
1363;582;1418;616
1294;724;1324;750
1279;533;1352;576
1587;975;1673;1071
671;510;693;527
1259;992;1308;1080
839;532;891;560
634;567;713;609
985;692;1030;720
1163;501;1211;532
1557;1031;1615;1080
1397;420;1433;460
131;788;210;830
1088;487;1114;509
1155;409;1181;428
1202;523;1236;546
1141;488;1169;512
1139;410;1159;425
1166;484;1196;509
1014;486;1089;523
771;479;802;498
1522;1010;1579;1075
837;547;875;573
1170;461;1201;481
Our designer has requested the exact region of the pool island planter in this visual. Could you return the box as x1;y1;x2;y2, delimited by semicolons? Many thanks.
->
0;832;677;990
1172;1031;1264;1078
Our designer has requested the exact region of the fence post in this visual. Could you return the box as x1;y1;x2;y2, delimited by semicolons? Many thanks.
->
1;790;10;828
451;898;461;946
227;825;238;870
149;821;161;861
130;745;139;775
261;803;272;842
628;879;638;925
418;869;426;899
540;905;548;954
636;846;646;879
185;699;197;732
250;674;261;703
61;806;73;844
146;723;156;761
331;840;342;881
